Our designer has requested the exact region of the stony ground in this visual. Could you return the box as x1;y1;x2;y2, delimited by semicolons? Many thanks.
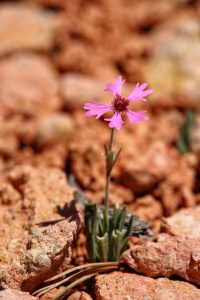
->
0;0;200;299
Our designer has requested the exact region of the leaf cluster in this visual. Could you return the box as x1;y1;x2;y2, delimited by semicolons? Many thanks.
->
85;202;151;262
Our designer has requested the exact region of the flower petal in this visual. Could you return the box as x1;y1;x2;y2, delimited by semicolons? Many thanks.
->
125;109;148;124
104;112;124;130
84;100;113;119
127;82;153;102
104;76;125;97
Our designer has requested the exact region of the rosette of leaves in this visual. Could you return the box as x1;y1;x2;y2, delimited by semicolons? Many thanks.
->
85;202;151;262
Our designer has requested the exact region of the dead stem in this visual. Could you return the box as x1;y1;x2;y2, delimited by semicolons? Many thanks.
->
52;273;97;300
52;266;119;300
44;261;118;282
33;262;119;297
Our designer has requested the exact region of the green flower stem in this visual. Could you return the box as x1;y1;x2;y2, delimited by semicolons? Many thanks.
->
104;128;115;231
108;127;115;152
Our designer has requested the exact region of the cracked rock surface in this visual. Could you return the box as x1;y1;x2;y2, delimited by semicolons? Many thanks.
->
0;165;82;292
0;288;37;300
95;271;200;300
121;234;200;285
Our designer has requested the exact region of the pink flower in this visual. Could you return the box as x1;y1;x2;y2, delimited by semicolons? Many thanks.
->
84;76;153;130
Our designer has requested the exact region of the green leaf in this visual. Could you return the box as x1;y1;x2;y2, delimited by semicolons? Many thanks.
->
120;216;134;252
85;202;93;234
125;215;134;238
98;218;105;237
106;148;122;175
110;230;124;261
106;150;116;174
85;203;100;262
111;203;121;232
117;207;127;231
113;148;122;165
92;204;98;235
97;233;109;262
176;110;196;154
85;202;150;262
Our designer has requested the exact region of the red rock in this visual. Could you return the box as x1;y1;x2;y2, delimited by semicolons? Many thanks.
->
67;291;93;300
129;195;163;222
119;140;176;193
0;4;58;55
27;0;66;7
7;144;68;170
60;73;135;111
34;113;75;148
95;271;200;300
147;12;200;111
79;292;93;300
0;165;82;292
121;234;200;285
161;206;200;238
70;109;197;214
0;54;60;117
0;288;36;300
154;153;197;215
55;43;116;79
60;74;125;111
128;195;163;233
53;0;186;80
40;287;65;300
0;116;21;157
69;114;134;205
114;111;182;199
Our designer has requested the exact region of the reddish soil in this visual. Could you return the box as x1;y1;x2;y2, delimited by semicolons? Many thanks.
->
0;0;200;299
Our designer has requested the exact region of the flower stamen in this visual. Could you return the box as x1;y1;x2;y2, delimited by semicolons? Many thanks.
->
113;95;129;112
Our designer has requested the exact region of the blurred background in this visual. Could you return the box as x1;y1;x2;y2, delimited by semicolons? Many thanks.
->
1;0;200;234
1;0;200;105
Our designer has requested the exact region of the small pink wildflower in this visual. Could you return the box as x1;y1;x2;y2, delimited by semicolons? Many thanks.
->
84;76;153;130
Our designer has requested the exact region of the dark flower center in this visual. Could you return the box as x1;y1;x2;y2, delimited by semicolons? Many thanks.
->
113;95;129;112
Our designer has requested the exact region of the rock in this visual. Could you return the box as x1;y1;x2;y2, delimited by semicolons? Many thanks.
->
60;74;112;111
67;291;93;300
0;165;82;292
79;292;93;300
27;0;66;7
54;0;187;79
95;271;200;300
34;113;75;148
23;216;81;291
7;144;68;170
0;288;36;300
67;292;83;300
40;287;65;300
129;195;163;222
0;114;70;170
69;114;134;205
60;73;133;111
121;234;200;285
153;153;197;215
0;54;60;117
85;183;133;206
147;12;200;111
119;141;175;193
0;116;21;157
40;289;93;300
128;195;163;233
70;109;196;213
161;206;200;238
69;115;108;192
0;4;58;55
55;43;116;79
